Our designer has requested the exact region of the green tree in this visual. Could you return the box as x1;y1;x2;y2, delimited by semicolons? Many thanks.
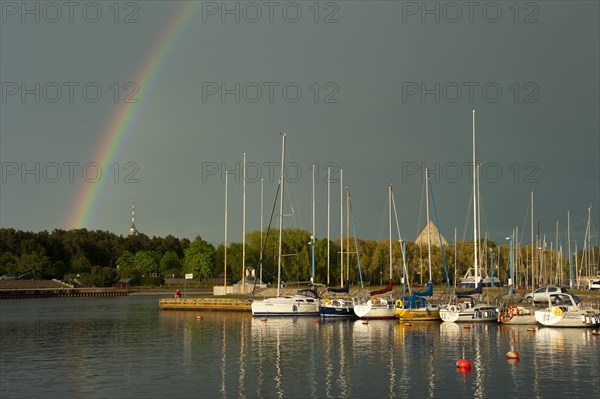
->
18;251;50;279
183;236;215;281
134;250;160;275
116;251;135;278
78;266;118;287
0;252;18;276
70;254;91;274
160;251;182;272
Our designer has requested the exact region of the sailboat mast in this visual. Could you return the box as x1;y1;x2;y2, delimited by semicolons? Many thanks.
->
346;185;350;281
568;210;573;289
531;191;534;289
426;168;432;282
242;152;246;292
389;184;393;282
277;134;286;297
327;166;331;286
454;227;457;291
472;110;479;288
224;171;228;289
340;169;344;286
311;164;316;286
260;177;264;285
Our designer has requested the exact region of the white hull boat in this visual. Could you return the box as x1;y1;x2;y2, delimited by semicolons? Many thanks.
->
353;298;396;319
439;296;498;323
534;293;600;328
252;294;320;317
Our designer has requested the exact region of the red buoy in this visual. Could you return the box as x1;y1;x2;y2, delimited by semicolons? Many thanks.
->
196;315;203;320
314;319;320;324
456;359;472;369
506;351;520;359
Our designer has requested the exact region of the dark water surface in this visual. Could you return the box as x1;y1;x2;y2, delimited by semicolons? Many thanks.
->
1;296;599;398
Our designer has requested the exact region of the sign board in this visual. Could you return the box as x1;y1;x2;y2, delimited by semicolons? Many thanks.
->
185;273;193;280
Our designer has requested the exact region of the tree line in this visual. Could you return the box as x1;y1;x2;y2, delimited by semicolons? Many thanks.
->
1;228;591;288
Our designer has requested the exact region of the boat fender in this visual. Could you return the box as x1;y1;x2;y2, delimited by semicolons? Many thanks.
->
395;299;403;308
553;307;563;317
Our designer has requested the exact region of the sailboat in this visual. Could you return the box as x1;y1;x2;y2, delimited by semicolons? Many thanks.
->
440;111;497;323
395;172;441;321
320;171;357;318
353;186;396;320
251;134;320;317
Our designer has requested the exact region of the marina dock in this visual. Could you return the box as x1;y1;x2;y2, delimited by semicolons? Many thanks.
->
159;297;252;311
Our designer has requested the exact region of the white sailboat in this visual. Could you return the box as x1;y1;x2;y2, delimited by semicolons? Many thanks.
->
353;186;396;320
440;110;497;323
251;134;320;317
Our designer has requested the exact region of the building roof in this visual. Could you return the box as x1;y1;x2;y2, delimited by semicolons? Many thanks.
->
414;220;448;247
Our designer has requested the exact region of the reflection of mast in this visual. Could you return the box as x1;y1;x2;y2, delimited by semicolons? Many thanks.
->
220;320;227;397
129;195;138;236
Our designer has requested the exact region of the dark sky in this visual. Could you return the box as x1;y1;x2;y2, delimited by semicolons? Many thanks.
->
1;1;598;251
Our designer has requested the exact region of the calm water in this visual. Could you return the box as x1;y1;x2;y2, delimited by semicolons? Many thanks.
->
1;296;599;399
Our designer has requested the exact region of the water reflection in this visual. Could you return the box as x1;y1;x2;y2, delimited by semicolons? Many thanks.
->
2;298;599;399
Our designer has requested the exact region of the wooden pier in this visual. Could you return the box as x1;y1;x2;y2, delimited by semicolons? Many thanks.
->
0;288;129;299
159;298;252;312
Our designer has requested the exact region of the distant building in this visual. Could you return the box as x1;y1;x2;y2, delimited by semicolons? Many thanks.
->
129;195;138;236
414;220;448;247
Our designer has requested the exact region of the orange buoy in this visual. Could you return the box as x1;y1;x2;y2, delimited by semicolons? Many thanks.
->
456;359;472;369
404;322;412;327
260;316;268;322
506;351;520;359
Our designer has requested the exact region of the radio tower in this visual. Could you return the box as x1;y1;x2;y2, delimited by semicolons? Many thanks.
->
129;195;138;236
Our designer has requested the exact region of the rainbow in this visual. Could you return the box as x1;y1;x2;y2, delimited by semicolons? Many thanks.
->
66;1;200;229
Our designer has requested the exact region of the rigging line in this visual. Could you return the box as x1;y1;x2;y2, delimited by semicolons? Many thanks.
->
376;194;388;241
252;181;280;295
520;195;531;248
287;181;302;232
416;174;426;239
428;178;451;292
391;188;411;295
462;186;472;243
348;189;364;295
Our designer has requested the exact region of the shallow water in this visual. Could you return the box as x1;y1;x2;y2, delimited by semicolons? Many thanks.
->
1;296;599;398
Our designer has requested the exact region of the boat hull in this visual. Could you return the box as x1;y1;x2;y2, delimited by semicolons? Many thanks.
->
251;296;320;317
498;305;537;325
353;299;396;319
440;305;498;323
319;300;357;318
534;308;600;328
394;308;441;321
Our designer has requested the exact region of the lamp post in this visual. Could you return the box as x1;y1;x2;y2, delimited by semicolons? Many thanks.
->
506;235;514;296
